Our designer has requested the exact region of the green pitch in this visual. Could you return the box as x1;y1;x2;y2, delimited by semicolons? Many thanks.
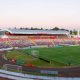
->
6;46;80;67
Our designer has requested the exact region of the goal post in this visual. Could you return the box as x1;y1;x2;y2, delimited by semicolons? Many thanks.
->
31;50;39;58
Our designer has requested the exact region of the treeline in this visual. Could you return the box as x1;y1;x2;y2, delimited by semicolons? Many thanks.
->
70;30;79;35
14;27;69;31
12;27;79;35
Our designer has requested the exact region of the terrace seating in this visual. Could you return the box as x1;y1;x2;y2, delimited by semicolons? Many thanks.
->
2;35;80;48
53;38;80;45
31;39;53;45
1;37;80;49
9;39;34;48
0;42;11;49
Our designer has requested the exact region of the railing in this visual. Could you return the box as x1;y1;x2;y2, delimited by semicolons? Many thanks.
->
0;69;54;80
0;47;13;51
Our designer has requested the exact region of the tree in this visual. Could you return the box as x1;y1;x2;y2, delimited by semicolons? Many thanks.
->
70;30;73;35
40;28;43;30
52;27;59;30
25;27;29;30
14;27;17;29
31;27;34;30
73;29;77;35
60;28;69;31
20;27;23;30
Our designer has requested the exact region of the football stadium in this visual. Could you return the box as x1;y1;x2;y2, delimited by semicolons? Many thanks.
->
0;29;80;77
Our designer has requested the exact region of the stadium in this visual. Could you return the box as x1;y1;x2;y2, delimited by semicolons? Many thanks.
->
0;28;80;77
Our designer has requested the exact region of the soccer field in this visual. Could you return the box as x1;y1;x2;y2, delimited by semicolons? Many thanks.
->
25;46;80;66
6;46;80;67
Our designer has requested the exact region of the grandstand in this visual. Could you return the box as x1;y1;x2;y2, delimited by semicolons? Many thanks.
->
4;29;70;47
0;29;77;48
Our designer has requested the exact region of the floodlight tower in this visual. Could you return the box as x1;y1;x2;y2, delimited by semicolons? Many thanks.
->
77;29;80;38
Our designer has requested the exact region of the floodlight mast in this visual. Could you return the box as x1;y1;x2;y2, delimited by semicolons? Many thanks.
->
77;29;80;38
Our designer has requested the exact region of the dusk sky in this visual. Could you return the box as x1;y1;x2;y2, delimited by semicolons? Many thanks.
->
0;0;80;30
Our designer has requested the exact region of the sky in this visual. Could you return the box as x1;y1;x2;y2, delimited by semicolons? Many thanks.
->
0;0;80;30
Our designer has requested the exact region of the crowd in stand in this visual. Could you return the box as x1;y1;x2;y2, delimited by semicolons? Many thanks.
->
8;40;34;48
0;39;35;49
0;38;80;49
53;39;80;45
0;42;11;49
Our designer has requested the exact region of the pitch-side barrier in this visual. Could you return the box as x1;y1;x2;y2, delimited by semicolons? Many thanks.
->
0;47;13;51
0;45;50;51
0;69;54;80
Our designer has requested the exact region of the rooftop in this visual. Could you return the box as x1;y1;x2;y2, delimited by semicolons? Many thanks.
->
4;29;69;35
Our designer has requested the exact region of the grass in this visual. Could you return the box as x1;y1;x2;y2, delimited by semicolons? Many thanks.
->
5;46;80;67
5;50;35;63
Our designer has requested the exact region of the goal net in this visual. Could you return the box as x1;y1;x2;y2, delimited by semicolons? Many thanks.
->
31;50;39;58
